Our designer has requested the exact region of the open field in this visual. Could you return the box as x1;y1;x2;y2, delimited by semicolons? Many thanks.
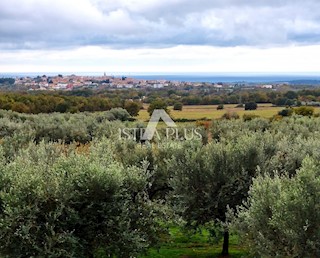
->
138;104;320;121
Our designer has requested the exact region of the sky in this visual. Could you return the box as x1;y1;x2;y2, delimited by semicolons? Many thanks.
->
1;0;320;74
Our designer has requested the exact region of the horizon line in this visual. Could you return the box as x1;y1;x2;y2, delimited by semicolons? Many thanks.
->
1;72;320;76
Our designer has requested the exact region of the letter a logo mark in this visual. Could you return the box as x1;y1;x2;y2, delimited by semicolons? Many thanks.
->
142;109;177;140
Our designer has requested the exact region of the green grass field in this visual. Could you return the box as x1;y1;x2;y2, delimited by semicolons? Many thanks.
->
139;227;248;258
138;104;320;121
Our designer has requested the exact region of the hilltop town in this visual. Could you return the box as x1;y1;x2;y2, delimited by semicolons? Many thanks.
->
7;74;277;91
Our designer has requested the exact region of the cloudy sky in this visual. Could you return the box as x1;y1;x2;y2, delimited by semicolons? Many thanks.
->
1;0;320;74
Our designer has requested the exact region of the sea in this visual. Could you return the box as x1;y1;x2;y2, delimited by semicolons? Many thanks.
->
1;72;320;84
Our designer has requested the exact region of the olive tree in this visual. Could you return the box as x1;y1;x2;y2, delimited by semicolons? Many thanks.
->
147;99;169;116
124;101;142;116
169;134;272;255
0;141;165;258
232;157;320;257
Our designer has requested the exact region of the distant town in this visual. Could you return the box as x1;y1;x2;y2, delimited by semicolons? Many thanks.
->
2;74;289;92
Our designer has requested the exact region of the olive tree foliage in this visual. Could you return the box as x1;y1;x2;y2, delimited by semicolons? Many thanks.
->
0;108;132;143
124;101;142;116
1;110;320;256
294;106;315;116
105;108;132;121
210;118;271;141
168;116;320;255
168;133;277;255
232;157;320;258
0;140;165;258
147;98;169;116
108;138;204;200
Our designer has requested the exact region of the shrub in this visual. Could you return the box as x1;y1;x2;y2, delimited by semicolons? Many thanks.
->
244;102;258;110
278;108;293;117
217;104;224;110
221;112;240;120
243;114;260;121
294;106;314;116
173;102;183;111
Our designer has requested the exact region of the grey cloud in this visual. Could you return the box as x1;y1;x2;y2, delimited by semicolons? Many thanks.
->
1;0;320;50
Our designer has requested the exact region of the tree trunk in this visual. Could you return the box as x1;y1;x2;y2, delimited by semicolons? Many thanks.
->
221;231;229;256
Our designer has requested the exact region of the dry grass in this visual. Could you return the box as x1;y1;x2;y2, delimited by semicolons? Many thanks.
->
138;104;293;121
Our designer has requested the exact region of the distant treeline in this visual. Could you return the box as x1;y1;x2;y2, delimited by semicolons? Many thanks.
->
0;93;113;113
0;78;15;85
1;87;320;114
94;87;320;106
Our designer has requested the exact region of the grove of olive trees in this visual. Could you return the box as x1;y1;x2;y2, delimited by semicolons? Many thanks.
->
0;109;318;257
